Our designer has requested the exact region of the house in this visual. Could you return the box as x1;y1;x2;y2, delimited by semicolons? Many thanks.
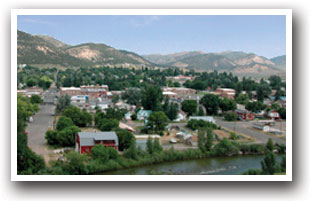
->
137;110;152;120
215;88;236;99
252;122;270;132
80;85;109;100
189;116;216;124
76;131;119;154
235;109;254;120
268;110;280;120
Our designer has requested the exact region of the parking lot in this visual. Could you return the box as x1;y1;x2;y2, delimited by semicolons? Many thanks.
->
215;117;286;145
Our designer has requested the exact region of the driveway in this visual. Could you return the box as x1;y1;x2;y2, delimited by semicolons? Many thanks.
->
214;117;286;145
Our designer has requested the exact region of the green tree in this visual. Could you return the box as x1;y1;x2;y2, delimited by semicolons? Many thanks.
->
200;94;220;115
56;94;71;114
62;151;88;175
205;129;214;152
98;118;119;131
56;116;74;131
130;113;137;121
141;85;163;111
198;130;206;152
266;138;274;152
256;84;271;102
245;101;266;113
235;93;249;105
219;97;237;112
45;130;58;145
121;88;142;106
124;138;138;160
30;95;43;104
112;95;120;104
116;129;135;151
57;126;80;146
147;111;169;132
181;100;197;116
146;136;154;154
277;107;286;119
91;145;118;162
153;138;163;153
224;112;238;121
261;151;276;175
197;105;205;116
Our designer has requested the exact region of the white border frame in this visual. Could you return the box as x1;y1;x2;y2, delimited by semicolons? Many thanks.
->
11;9;292;181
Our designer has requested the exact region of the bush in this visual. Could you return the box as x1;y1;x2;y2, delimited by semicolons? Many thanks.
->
229;132;239;140
187;119;217;130
56;126;80;147
214;138;239;156
56;116;74;131
91;145;118;162
224;112;238;121
45;130;58;145
131;114;137;121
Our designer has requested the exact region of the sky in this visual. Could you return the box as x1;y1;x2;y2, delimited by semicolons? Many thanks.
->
17;15;286;58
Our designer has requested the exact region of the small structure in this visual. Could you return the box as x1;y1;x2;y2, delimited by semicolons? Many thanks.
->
137;110;152;120
189;116;216;124
76;131;119;154
268;110;280;120
235;109;254;120
119;122;136;133
71;95;88;103
252;122;270;132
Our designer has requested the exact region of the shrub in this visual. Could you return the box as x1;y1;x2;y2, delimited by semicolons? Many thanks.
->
214;138;239;156
98;118;119;131
224;112;238;121
57;126;80;147
229;132;239;140
115;129;135;151
45;130;58;145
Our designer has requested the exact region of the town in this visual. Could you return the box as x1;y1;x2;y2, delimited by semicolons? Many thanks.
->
17;65;286;175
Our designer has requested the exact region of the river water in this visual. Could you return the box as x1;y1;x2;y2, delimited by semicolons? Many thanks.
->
101;155;284;175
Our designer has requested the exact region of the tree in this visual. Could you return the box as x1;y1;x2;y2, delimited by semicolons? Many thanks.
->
200;94;220;115
198;130;206;152
56;94;71;114
57;126;81;146
197;105;205;116
164;101;179;121
224;112;238;121
130;113;137;121
26;77;38;87
45;130;58;145
121;88;142;106
153;138;163;153
98;118;119;131
268;75;282;89
277;107;286;119
266;138;274;152
124;138;138;160
116;129;135;151
219;97;237;112
56;116;74;131
205;129;214;152
141;85;163;111
146;136;154;154
30;95;43;104
91;145;118;162
112;95;120;104
235;93;249;105
62;151;88;175
147;111;169;132
63;106;92;127
181;100;197;116
245;101;266;113
261;151;276;175
256;84;271;102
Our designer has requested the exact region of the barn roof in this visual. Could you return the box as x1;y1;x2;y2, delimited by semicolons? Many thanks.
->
77;132;119;147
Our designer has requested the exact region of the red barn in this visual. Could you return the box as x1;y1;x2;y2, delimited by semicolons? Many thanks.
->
75;131;119;154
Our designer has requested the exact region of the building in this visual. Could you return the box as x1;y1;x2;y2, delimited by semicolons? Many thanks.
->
189;116;216;124
235;109;254;120
163;91;177;98
252;122;270;132
268;110;280;120
76;131;119;154
215;88;236;99
71;95;88;104
60;87;81;96
80;85;109;100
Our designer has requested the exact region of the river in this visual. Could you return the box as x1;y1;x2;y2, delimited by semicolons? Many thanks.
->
101;155;284;175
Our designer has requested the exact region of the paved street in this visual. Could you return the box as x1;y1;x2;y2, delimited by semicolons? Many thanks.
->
214;117;286;145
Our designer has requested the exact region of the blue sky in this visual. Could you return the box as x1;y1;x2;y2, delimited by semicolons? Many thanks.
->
17;15;286;58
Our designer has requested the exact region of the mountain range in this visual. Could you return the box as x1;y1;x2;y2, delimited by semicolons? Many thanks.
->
17;30;285;77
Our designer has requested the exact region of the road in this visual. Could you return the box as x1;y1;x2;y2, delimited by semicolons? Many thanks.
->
214;117;286;145
27;104;56;162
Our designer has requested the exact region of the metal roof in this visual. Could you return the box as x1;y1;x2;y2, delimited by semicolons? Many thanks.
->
77;132;119;147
